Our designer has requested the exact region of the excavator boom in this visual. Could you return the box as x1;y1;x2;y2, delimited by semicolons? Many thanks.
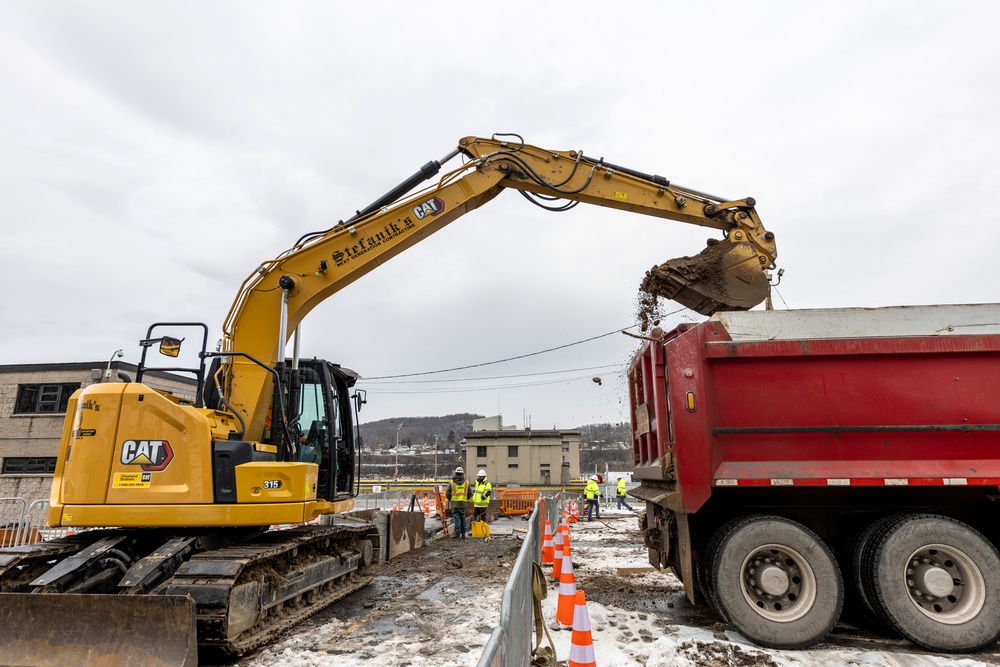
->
221;134;778;440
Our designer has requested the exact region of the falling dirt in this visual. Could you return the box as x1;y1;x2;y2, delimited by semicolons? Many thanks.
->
637;239;734;324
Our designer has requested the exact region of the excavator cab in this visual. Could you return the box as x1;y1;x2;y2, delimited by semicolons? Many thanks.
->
293;359;360;501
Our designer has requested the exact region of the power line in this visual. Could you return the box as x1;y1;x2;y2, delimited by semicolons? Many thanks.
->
360;363;622;385
366;373;615;394
363;322;649;380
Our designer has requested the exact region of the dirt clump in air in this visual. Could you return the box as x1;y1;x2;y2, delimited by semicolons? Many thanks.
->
637;239;734;323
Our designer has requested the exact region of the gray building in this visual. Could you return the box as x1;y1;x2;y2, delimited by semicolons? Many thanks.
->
465;426;580;486
0;362;197;504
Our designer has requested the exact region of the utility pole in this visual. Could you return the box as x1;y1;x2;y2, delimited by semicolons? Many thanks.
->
394;421;404;480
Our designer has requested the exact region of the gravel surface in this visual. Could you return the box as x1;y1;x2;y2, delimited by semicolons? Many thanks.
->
224;507;1000;666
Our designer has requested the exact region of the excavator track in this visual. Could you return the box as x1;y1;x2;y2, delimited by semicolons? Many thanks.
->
0;531;105;591
0;521;378;665
171;521;376;656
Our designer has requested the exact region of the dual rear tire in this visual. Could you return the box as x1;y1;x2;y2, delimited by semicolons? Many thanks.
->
702;513;1000;652
703;515;843;649
852;514;1000;652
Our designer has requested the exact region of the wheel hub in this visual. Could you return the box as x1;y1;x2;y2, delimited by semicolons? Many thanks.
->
740;546;815;623
757;563;790;596
912;563;954;598
904;544;984;623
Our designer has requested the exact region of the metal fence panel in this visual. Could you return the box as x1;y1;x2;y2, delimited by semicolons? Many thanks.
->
476;627;505;667
0;497;27;548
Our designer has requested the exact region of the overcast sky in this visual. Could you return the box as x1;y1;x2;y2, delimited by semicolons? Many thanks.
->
2;2;998;429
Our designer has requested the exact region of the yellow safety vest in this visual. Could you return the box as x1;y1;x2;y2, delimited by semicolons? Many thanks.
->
585;480;600;499
450;480;469;502
472;479;492;508
618;479;627;496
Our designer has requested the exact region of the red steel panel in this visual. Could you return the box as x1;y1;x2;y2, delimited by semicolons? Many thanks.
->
631;319;1000;512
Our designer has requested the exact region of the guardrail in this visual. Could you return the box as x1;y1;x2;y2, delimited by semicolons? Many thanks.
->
0;498;67;547
477;493;563;667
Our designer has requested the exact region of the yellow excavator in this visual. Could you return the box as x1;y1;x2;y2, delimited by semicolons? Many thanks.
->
0;134;777;666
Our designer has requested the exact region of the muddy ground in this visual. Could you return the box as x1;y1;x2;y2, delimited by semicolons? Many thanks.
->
231;510;1000;666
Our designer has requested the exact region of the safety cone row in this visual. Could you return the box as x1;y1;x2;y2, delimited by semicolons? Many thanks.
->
542;519;555;564
568;590;597;667
552;525;565;581
556;536;577;626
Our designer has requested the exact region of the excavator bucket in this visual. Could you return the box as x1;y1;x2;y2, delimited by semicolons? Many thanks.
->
642;238;770;315
0;592;198;667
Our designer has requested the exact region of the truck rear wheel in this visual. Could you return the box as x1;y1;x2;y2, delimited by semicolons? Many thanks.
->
845;514;900;630
861;514;1000;652
709;515;843;649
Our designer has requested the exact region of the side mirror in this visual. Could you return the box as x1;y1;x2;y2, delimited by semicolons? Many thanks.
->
353;390;367;413
159;337;183;357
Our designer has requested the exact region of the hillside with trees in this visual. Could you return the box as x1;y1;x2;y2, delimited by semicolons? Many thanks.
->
359;414;482;452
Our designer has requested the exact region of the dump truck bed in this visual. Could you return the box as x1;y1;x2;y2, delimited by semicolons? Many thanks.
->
630;303;1000;512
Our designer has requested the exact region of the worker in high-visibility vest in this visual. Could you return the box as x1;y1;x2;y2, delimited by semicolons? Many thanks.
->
446;467;470;539
471;470;492;525
585;475;602;521
617;477;634;511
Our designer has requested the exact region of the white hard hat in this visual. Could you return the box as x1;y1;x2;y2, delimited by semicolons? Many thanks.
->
477;470;487;477
454;467;464;474
590;475;599;481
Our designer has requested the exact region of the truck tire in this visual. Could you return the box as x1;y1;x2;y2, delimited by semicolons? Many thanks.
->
700;527;730;622
861;514;1000;652
709;515;844;649
845;515;900;631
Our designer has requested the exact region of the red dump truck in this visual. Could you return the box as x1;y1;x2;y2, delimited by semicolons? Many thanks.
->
629;304;1000;652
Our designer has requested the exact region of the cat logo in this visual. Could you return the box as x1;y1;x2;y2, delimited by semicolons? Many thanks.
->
120;439;174;471
412;197;445;220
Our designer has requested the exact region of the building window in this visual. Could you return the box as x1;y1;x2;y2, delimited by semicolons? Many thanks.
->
561;441;569;452
14;384;80;415
540;463;550;467
477;446;487;458
2;457;57;474
507;446;519;458
508;463;519;469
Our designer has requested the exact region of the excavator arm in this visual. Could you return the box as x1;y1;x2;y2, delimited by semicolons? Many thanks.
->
220;134;778;440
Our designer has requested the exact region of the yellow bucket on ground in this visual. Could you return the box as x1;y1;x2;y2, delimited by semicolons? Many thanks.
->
471;520;491;538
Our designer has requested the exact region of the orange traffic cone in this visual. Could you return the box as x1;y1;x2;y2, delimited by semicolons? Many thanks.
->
542;519;555;564
552;526;565;581
556;538;578;626
570;500;580;523
423;495;431;517
568;590;596;667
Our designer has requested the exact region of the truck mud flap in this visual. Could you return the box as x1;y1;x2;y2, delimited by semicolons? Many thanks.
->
0;592;197;667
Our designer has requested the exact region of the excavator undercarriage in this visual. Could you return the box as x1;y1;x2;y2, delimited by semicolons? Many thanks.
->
0;520;377;666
